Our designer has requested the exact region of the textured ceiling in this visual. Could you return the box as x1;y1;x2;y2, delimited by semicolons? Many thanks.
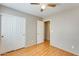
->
1;3;79;18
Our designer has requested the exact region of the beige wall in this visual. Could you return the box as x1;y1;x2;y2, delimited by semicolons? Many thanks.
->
0;5;42;47
45;21;50;40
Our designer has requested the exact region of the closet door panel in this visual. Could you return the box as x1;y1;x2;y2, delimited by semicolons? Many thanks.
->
0;14;26;54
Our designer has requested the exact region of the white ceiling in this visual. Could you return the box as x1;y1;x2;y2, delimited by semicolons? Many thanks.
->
1;3;79;18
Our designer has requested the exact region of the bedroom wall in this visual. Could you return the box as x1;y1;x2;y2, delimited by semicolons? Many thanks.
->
50;7;79;55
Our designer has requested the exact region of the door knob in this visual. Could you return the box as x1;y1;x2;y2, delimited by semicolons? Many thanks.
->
1;36;4;38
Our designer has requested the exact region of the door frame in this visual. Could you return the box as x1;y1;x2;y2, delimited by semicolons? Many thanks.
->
43;19;51;44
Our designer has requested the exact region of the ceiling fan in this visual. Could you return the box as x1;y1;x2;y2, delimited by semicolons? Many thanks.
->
30;3;56;12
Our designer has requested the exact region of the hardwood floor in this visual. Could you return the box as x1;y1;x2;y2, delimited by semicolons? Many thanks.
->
1;41;75;56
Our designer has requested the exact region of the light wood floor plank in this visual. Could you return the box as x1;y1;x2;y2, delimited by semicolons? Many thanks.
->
1;41;76;56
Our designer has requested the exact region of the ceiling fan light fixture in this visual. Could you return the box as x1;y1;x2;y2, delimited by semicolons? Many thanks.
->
41;5;46;10
30;3;56;12
41;3;47;10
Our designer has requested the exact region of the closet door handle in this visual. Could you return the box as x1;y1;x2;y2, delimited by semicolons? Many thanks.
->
1;36;4;38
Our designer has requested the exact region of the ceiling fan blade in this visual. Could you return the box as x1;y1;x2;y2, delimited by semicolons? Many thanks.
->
30;3;40;5
48;3;56;7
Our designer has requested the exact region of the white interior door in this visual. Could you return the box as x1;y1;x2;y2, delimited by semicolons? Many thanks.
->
0;14;26;54
37;20;44;44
